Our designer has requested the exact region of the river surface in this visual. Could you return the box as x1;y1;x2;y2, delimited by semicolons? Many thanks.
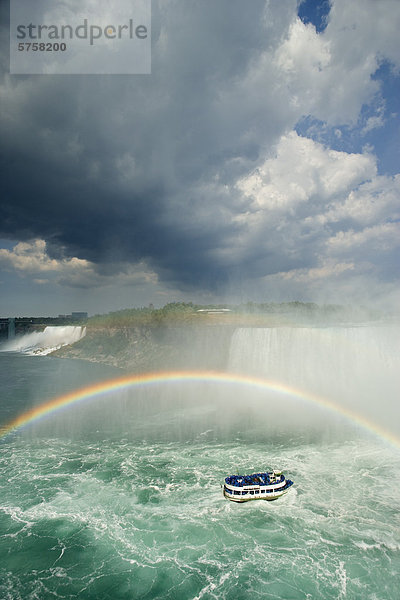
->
1;326;400;599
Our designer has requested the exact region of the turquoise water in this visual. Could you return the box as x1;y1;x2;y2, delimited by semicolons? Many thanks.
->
1;352;400;599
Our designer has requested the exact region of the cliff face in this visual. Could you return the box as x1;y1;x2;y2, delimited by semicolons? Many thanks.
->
52;324;235;372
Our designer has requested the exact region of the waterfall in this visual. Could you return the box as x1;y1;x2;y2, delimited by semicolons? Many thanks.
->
8;318;15;339
1;325;86;355
228;325;400;435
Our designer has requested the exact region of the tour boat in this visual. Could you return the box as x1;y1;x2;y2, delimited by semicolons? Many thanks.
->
223;470;293;502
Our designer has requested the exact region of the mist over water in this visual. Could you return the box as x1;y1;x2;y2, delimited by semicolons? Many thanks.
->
229;325;400;437
1;322;400;599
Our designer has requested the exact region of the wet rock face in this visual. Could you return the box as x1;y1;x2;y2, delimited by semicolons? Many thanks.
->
52;324;235;372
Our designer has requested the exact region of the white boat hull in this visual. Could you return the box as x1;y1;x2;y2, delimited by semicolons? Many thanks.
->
223;471;293;502
223;486;291;502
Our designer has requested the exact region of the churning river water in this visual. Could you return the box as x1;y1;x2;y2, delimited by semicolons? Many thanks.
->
1;325;400;599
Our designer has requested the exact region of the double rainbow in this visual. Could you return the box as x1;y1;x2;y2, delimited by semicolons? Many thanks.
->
1;370;399;448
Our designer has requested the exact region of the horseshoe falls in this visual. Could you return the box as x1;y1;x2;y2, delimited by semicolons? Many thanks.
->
1;323;400;600
228;326;400;438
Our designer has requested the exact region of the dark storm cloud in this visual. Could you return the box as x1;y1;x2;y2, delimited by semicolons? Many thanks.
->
0;0;301;291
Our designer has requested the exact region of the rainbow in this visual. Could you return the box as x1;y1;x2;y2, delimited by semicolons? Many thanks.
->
1;370;399;448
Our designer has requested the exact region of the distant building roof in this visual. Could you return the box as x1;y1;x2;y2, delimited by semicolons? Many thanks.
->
196;308;232;314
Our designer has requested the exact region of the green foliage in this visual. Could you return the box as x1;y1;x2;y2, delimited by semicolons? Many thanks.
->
87;301;382;329
88;302;201;329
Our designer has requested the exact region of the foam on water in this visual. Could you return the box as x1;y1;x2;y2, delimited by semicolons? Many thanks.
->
1;324;400;598
1;435;399;600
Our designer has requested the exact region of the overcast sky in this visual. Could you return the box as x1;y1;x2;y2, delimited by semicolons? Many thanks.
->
1;0;399;316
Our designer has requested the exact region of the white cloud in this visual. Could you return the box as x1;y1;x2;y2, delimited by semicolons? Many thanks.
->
328;0;400;70
237;132;375;213
256;265;400;311
0;240;79;272
229;130;399;308
272;0;400;126
1;0;399;313
280;261;355;283
0;239;158;289
311;174;400;227
273;19;377;125
327;222;400;254
361;115;385;135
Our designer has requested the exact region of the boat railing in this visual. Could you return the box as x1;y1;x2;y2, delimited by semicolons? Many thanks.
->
224;480;293;496
224;472;286;488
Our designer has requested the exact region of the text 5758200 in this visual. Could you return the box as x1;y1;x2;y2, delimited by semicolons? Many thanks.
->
18;42;67;51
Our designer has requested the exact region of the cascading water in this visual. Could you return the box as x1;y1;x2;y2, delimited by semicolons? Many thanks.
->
1;322;400;599
228;325;400;436
1;325;86;355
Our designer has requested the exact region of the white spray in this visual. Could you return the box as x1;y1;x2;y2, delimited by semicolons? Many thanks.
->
0;325;86;355
228;325;400;436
